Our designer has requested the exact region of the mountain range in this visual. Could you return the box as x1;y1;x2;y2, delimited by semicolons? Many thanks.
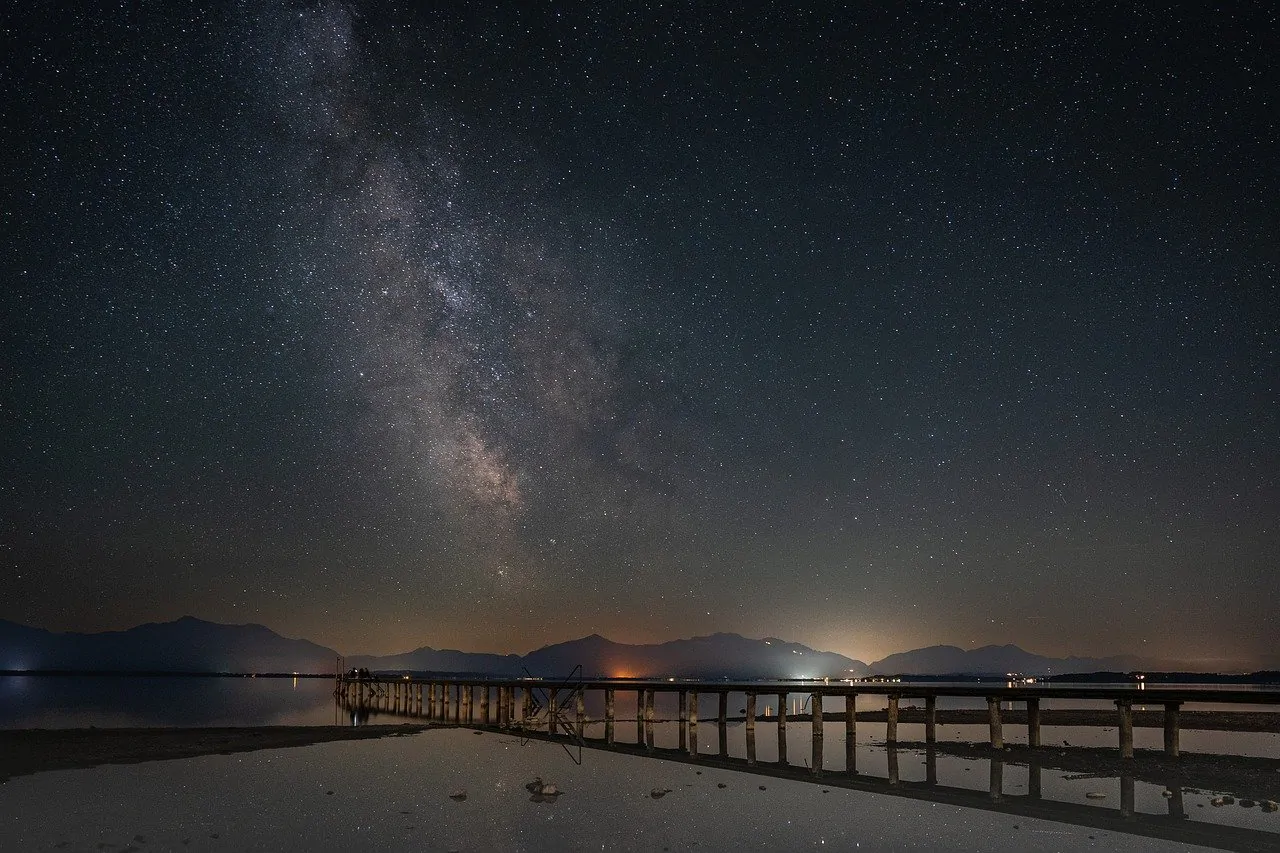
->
0;616;1193;677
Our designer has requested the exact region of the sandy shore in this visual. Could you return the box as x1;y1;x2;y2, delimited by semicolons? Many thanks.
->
0;724;430;784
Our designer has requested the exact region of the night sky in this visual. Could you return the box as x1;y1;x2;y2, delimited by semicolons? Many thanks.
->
4;2;1276;667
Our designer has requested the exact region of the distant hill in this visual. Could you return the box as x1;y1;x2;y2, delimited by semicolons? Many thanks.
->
867;644;1145;677
344;646;521;675
0;616;338;673
516;633;869;679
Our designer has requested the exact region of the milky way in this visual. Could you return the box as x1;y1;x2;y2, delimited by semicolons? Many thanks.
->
4;1;1276;663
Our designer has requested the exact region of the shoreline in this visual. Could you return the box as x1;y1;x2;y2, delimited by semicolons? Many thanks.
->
0;724;430;784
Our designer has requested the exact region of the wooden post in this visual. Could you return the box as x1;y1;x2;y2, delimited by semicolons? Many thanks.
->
925;695;937;743
886;695;899;743
1026;698;1041;748
886;743;899;785
688;690;699;755
678;690;687;751
462;684;472;723
844;694;857;774
745;692;757;765
1117;699;1134;759
605;688;616;744
547;688;558;734
987;697;1004;750
810;693;824;776
523;687;532;724
576;689;586;738
718;691;728;756
1163;702;1181;757
777;692;788;763
644;690;656;750
636;691;645;743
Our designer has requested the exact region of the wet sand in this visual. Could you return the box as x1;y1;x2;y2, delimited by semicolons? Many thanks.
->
0;724;430;784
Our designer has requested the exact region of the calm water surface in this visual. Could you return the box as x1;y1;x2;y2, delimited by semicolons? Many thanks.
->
3;677;1278;849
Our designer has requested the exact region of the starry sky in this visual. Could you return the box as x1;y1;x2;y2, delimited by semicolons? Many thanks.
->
3;2;1277;667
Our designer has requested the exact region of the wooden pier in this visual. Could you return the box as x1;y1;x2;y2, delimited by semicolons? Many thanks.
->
335;675;1280;764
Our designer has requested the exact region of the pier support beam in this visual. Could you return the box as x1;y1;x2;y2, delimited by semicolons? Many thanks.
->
480;686;490;725
1117;699;1134;759
745;692;757;765
461;685;472;724
844;695;857;774
777;693;788;764
925;695;937;743
678;691;687;751
718;692;728;757
1026;698;1041;747
688;691;699;755
576;689;586;738
605;689;615;744
644;690;655;750
887;744;899;786
1163;702;1181;758
810;693;824;776
547;689;558;734
636;691;645;744
885;696;899;743
987;697;1004;750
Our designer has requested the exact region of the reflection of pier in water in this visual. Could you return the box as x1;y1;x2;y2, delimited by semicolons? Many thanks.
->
335;676;1279;852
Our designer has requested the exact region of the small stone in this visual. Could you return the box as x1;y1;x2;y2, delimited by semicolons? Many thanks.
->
325;791;333;796
1161;789;1174;798
540;784;560;796
1241;799;1256;808
449;790;467;801
524;777;543;793
1085;792;1107;800
650;788;671;799
1222;796;1236;805
1260;800;1278;812
759;785;767;791
1211;797;1226;807
717;783;727;789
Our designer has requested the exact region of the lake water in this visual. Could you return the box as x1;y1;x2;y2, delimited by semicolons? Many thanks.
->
3;676;1277;849
0;727;1262;853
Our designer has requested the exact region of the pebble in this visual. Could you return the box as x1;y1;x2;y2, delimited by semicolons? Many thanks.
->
1085;792;1107;800
449;790;467;801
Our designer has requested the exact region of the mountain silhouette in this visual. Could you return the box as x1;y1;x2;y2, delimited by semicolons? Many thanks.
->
0;616;338;673
2;617;1176;677
867;643;1144;676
